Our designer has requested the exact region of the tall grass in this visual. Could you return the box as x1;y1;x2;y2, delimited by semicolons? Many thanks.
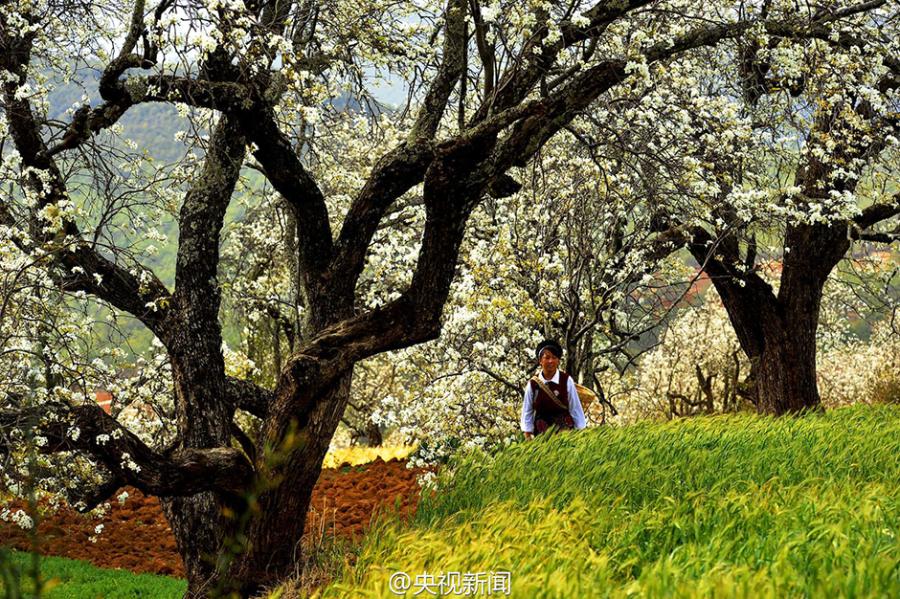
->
314;405;900;598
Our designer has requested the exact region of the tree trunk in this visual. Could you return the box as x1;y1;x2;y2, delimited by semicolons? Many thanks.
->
161;327;236;597
749;221;848;415
364;421;384;447
161;493;229;597
226;369;354;595
156;114;246;597
754;318;821;414
710;279;823;415
691;221;849;416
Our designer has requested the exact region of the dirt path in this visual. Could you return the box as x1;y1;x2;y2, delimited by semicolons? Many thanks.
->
1;458;427;578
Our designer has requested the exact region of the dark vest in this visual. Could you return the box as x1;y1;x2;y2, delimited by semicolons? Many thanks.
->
530;371;574;434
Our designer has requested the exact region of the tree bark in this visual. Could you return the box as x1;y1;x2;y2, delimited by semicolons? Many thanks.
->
226;367;353;595
160;334;235;596
157;114;247;597
701;280;824;415
754;321;821;414
691;217;852;415
161;493;229;596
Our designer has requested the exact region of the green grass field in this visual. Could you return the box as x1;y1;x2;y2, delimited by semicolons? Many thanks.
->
0;549;186;598
315;404;900;598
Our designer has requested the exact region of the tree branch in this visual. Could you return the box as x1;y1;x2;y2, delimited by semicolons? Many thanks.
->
67;471;125;513
238;108;334;290
409;0;468;142
472;0;653;123
331;95;547;294
850;230;899;244
477;365;521;395
854;197;900;229
226;377;274;419
47;0;158;156
0;34;173;336
469;0;495;98
490;14;846;176
173;114;246;319
99;73;255;112
329;141;434;295
0;404;254;496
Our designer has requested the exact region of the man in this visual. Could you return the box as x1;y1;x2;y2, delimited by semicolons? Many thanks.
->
521;339;587;439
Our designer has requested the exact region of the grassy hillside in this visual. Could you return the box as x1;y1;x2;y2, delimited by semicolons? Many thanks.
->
315;405;900;598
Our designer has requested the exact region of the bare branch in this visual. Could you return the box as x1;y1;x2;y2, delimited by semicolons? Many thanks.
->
68;472;125;513
226;377;274;419
238;108;334;287
477;365;522;395
850;230;899;244
100;74;255;112
0;35;173;335
329;141;434;294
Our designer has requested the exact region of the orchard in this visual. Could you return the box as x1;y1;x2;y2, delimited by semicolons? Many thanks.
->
1;1;897;596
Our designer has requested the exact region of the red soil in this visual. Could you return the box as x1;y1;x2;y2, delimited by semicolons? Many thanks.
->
0;457;427;578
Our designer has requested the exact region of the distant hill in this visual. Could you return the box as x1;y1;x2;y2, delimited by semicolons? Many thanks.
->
46;69;191;163
45;68;389;164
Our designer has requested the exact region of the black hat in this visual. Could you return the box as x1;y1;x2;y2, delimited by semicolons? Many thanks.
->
535;340;562;360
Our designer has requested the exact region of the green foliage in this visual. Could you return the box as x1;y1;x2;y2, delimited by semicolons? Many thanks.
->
318;405;900;597
0;550;186;599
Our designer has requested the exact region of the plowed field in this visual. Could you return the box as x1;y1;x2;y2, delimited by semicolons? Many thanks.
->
1;457;426;578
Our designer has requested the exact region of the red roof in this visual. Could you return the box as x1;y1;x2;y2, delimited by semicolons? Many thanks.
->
95;390;113;414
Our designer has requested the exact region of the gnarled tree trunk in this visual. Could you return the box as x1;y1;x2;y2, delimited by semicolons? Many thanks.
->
226;370;353;594
691;219;851;415
754;317;821;414
717;280;823;415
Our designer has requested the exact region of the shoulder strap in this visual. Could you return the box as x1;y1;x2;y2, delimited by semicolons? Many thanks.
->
558;371;571;405
530;374;568;411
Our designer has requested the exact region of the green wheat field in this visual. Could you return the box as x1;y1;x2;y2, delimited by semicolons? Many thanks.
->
314;404;900;598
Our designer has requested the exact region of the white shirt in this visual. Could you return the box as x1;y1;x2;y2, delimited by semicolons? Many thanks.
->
520;370;587;433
